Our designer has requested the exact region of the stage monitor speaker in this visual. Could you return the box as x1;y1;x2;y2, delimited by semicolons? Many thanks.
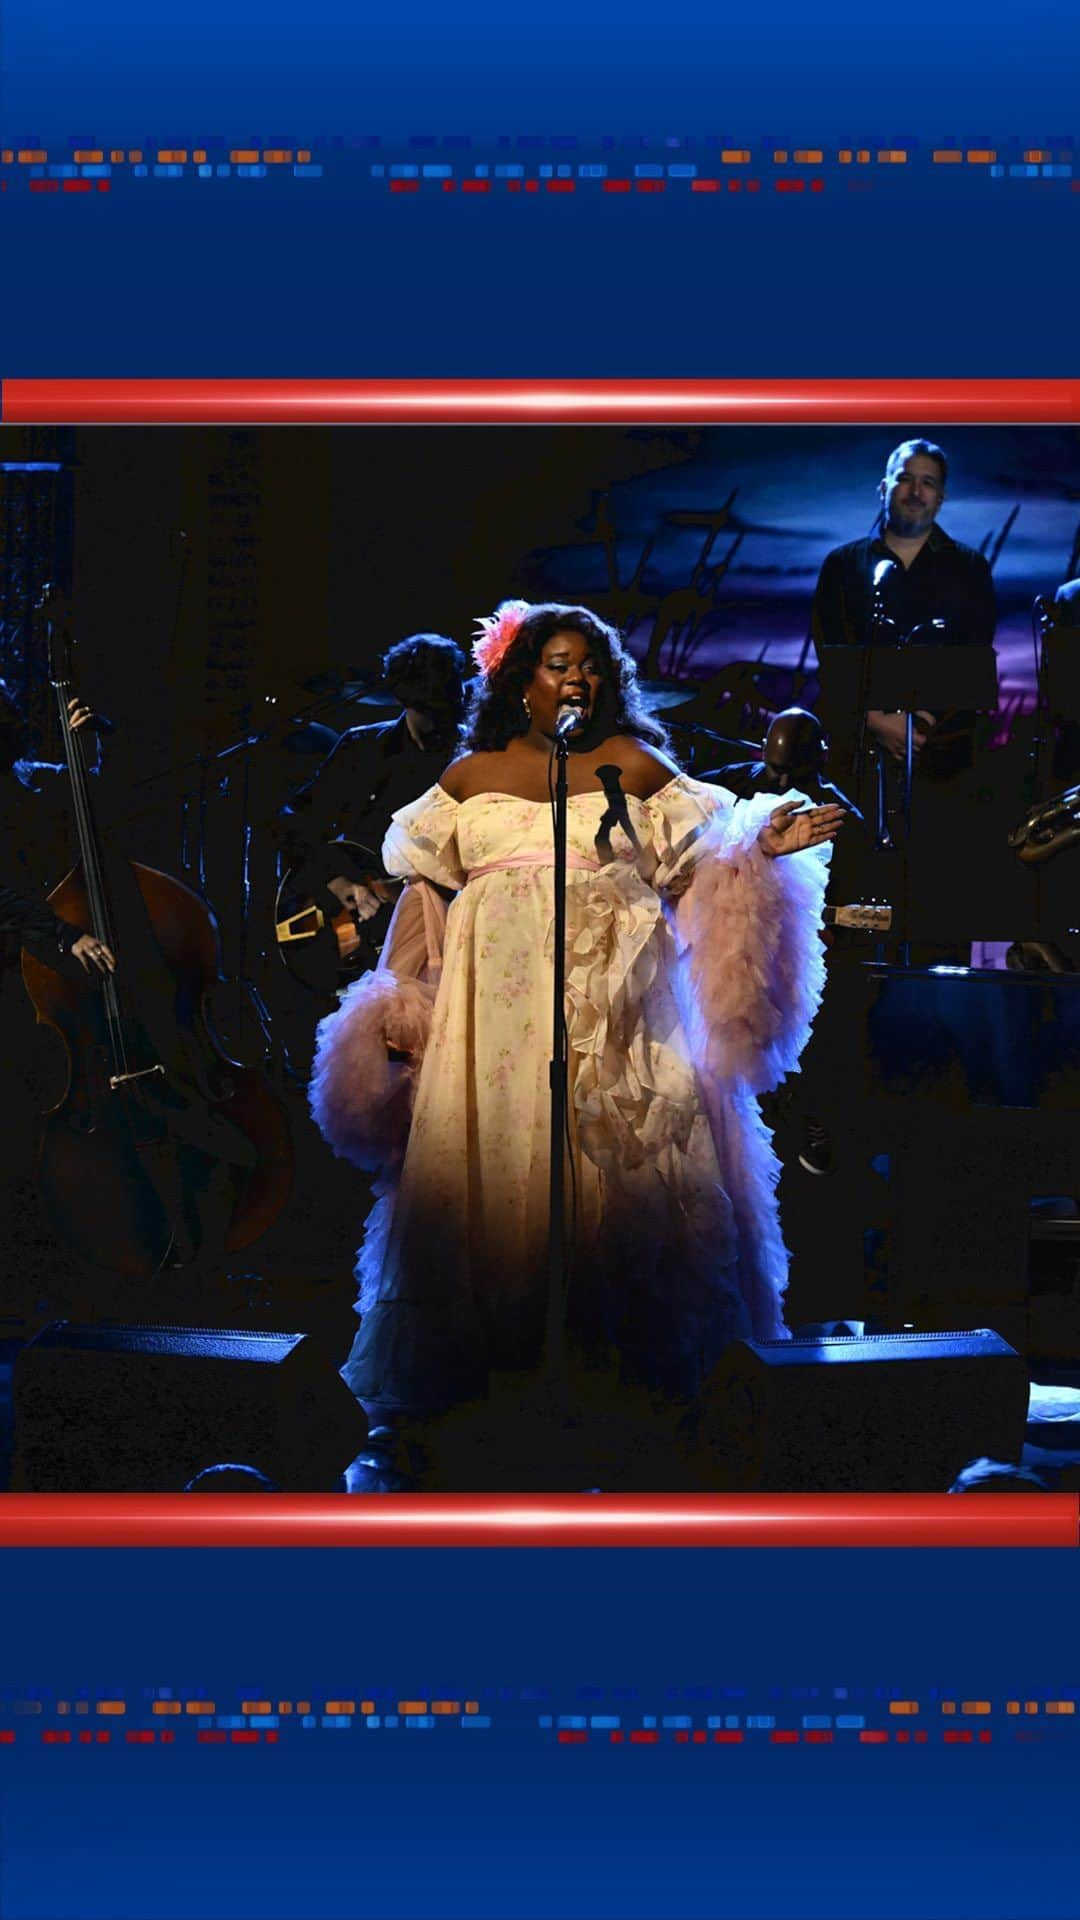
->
12;1321;368;1493
690;1329;1029;1492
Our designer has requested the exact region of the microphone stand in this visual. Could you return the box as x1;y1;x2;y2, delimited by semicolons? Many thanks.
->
544;726;572;1394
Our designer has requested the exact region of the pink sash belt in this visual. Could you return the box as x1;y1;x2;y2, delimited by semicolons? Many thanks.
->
467;851;601;883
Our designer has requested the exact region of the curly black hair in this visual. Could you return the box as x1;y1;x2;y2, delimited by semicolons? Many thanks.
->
381;632;467;720
463;603;671;755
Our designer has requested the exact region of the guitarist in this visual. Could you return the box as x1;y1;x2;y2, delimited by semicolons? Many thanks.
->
279;632;467;918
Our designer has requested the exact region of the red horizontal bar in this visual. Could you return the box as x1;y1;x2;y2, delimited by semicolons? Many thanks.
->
0;1494;1073;1549
3;380;1078;425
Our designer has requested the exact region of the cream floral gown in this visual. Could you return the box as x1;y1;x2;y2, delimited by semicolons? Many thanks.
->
310;775;831;1414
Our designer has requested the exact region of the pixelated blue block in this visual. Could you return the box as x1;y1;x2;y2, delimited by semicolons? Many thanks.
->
667;165;697;178
803;1717;833;1729
539;165;553;178
370;165;386;177
663;1716;692;1729
366;1716;381;1728
80;166;111;177
538;1715;553;1728
589;1717;620;1730
495;165;524;178
198;166;212;178
389;165;418;179
238;165;267;178
642;1716;657;1728
836;1716;866;1729
216;1717;247;1730
461;1716;491;1728
384;1715;399;1728
214;165;230;177
248;1716;279;1729
578;165;607;178
557;1716;587;1729
747;1716;775;1729
154;165;183;178
302;1715;316;1729
294;165;323;177
474;165;489;177
1043;165;1073;176
422;166;452;178
406;1716;435;1729
320;1716;351;1729
48;165;78;177
197;1716;213;1729
634;164;664;178
556;165;572;178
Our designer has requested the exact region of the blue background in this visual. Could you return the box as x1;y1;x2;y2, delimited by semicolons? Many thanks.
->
2;4;1079;1914
0;0;1078;374
0;1547;1078;1919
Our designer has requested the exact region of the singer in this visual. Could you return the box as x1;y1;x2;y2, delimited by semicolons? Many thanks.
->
310;603;841;1423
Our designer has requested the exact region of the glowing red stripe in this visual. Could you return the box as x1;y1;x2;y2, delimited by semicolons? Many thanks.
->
0;1493;1072;1548
5;380;1077;425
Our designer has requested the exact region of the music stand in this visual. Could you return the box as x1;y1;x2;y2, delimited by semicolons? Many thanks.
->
818;644;998;836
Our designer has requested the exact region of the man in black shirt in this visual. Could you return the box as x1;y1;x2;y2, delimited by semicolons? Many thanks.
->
280;631;467;916
811;438;996;780
0;883;114;973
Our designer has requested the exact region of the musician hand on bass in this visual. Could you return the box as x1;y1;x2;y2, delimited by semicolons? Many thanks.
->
866;710;936;761
71;933;116;974
326;874;382;923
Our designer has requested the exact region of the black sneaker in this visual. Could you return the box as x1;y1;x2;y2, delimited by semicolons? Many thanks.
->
798;1118;834;1176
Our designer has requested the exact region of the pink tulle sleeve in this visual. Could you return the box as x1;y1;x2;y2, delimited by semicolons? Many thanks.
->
308;879;449;1170
647;775;831;1095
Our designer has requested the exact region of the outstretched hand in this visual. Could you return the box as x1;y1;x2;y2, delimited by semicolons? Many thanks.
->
757;800;845;859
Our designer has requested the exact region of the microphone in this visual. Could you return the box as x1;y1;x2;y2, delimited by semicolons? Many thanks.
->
554;705;588;741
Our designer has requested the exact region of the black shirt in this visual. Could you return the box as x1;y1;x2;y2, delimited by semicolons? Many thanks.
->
0;883;78;955
279;712;456;886
812;524;996;780
812;522;996;652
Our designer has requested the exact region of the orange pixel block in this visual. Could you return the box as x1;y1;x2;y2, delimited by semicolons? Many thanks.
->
794;150;823;163
721;150;750;164
96;1701;126;1716
933;150;963;163
966;150;996;163
152;1702;182;1716
231;150;259;164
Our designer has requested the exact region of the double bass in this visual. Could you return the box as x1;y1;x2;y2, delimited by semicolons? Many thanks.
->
20;630;294;1278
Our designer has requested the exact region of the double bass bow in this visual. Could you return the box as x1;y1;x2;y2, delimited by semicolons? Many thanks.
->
20;625;294;1278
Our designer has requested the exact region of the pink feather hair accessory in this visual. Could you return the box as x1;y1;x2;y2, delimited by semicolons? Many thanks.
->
471;599;532;676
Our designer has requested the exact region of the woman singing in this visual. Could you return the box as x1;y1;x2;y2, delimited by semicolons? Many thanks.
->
311;603;841;1422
